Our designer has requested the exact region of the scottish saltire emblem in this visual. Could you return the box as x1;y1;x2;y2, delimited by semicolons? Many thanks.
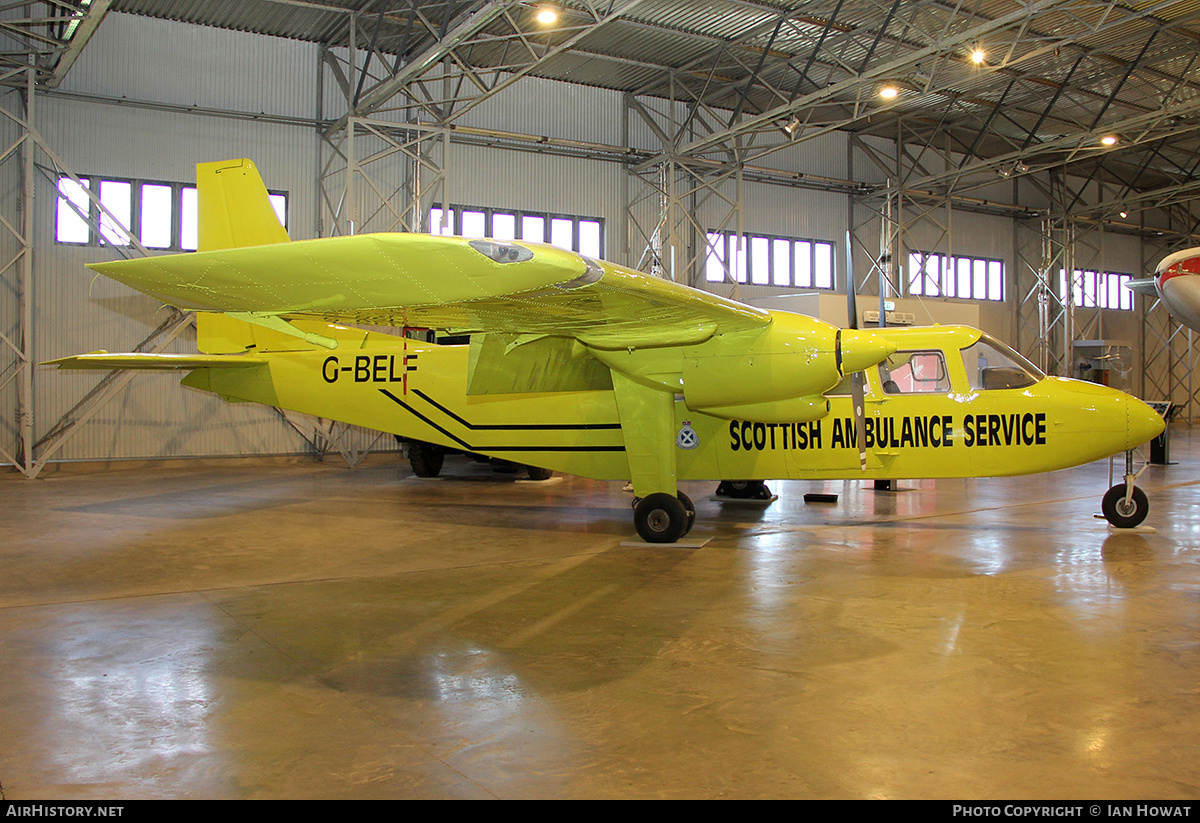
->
676;420;699;450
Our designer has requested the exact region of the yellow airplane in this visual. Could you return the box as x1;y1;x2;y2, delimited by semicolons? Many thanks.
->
48;159;1165;542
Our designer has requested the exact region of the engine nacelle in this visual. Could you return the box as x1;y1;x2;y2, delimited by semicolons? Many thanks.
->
695;394;830;424
682;311;892;415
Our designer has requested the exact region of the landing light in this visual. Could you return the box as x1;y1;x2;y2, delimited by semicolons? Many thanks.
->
469;239;533;264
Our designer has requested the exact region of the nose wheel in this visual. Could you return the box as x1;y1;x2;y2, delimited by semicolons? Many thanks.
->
1101;448;1150;529
1102;483;1149;528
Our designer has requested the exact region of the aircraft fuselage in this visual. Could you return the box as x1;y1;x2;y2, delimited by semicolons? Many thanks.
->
182;324;1162;485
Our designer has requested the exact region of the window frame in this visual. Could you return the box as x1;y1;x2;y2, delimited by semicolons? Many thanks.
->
877;350;954;395
54;174;288;252
1058;268;1135;311
906;250;1005;302
429;203;605;258
704;229;836;290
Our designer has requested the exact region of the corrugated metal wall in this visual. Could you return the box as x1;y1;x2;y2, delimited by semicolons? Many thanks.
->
32;14;326;462
6;11;1167;468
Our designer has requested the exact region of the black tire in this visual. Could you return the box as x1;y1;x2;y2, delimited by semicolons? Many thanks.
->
525;465;554;481
716;480;771;500
634;492;690;543
677;491;696;536
408;441;444;478
1102;484;1149;528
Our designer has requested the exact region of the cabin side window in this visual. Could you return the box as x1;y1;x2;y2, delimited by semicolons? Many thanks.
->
878;351;952;394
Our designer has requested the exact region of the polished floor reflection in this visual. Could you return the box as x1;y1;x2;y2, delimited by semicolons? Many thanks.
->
3;429;1200;799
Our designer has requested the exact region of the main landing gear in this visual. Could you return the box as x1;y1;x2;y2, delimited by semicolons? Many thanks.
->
632;491;696;543
713;480;774;500
401;438;553;481
1101;448;1150;529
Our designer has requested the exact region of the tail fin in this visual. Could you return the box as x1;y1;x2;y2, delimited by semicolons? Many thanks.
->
196;159;290;352
197;159;289;251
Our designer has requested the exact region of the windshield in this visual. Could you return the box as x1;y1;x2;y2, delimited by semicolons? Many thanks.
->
961;335;1044;390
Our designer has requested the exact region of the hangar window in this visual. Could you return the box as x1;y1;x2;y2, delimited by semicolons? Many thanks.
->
1058;269;1134;311
54;174;288;251
907;251;1004;301
704;230;835;289
429;205;603;258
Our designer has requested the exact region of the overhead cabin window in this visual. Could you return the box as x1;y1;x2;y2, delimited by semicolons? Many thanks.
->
429;204;604;257
53;174;288;251
961;336;1044;391
1058;269;1134;311
907;251;1004;302
878;351;952;394
705;230;836;289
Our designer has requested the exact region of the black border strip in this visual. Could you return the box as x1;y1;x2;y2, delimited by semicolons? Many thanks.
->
411;389;623;431
380;389;626;453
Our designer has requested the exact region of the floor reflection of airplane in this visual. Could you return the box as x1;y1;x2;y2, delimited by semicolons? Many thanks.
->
1128;247;1200;331
48;160;1164;542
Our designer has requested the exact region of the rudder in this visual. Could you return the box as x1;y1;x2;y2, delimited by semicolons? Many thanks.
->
197;159;290;251
195;158;291;352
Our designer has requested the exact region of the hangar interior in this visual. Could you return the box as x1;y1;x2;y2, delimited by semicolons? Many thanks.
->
3;0;1200;800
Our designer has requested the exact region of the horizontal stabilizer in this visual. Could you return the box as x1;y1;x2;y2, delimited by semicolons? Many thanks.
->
44;352;266;370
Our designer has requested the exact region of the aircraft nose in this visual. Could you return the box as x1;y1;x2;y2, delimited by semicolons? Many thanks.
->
839;329;897;375
1125;396;1165;449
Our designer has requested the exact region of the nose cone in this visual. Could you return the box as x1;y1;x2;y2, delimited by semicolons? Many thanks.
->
1125;396;1165;449
840;329;897;375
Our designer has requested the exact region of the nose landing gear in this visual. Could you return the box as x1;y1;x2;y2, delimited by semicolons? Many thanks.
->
1102;449;1150;529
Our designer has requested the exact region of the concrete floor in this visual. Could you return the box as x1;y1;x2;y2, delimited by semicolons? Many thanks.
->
3;428;1200;800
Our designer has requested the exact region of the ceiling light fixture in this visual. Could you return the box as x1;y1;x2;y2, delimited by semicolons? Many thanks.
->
1100;135;1118;146
879;84;900;99
535;4;559;24
971;48;985;64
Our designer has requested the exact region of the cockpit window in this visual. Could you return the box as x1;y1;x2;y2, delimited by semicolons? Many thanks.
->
961;335;1044;390
878;351;952;394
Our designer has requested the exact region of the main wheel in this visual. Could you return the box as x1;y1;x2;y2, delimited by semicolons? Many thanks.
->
677;491;696;536
408;441;444;478
1102;484;1149;528
716;480;772;500
634;492;690;543
525;465;554;481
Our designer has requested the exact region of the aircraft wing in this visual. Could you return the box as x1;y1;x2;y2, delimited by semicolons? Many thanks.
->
86;233;770;350
44;352;267;370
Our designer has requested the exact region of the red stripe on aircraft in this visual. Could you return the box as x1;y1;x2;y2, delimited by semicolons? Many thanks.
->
1159;254;1200;287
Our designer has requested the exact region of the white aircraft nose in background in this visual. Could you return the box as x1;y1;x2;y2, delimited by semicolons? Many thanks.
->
1128;247;1200;332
